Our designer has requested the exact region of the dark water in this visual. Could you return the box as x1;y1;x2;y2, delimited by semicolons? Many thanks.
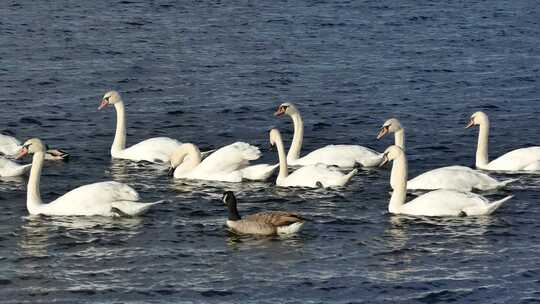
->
1;0;540;303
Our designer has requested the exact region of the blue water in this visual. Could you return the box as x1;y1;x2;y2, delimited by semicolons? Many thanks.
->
1;0;540;303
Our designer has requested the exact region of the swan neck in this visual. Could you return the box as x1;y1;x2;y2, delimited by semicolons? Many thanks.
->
389;153;408;214
476;121;490;168
112;101;126;154
27;152;45;213
287;112;304;162
395;129;405;151
274;133;289;181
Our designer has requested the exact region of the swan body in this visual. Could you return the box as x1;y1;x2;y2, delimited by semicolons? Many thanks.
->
467;111;540;171
0;157;31;177
0;133;69;160
275;103;383;168
270;128;357;188
378;118;515;191
382;145;511;216
99;91;182;163
17;138;160;216
171;142;274;182
223;191;305;235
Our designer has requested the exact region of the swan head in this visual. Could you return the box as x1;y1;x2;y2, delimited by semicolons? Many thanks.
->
98;90;122;110
465;111;489;129
274;103;298;117
269;128;282;147
379;145;404;167
15;138;46;159
377;118;402;139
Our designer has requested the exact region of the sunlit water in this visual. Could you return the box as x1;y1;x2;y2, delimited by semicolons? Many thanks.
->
1;0;540;303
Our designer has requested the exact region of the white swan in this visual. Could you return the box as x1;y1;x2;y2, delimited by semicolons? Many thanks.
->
377;118;515;192
0;133;69;160
381;145;512;216
99;91;183;163
0;156;31;177
270;128;357;188
466;111;540;171
16;138;161;216
170;142;277;182
274;103;383;168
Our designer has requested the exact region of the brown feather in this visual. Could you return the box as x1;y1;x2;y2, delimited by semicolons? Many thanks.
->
245;211;305;227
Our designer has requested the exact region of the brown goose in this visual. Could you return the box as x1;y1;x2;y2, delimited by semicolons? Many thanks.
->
223;191;305;235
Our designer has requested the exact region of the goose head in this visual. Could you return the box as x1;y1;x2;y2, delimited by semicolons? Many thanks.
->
465;111;488;129
379;145;404;167
377;118;402;139
274;103;298;117
98;90;122;110
15;138;46;159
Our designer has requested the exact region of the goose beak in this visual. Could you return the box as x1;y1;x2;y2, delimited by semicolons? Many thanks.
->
274;106;286;117
15;147;29;160
465;118;475;129
98;99;109;110
377;126;389;139
379;154;389;167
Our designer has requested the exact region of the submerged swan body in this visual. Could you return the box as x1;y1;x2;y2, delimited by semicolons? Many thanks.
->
170;142;276;182
16;138;161;216
381;145;512;216
378;118;515;192
99;91;182;163
223;191;305;235
270;128;357;188
466;111;540;171
275;103;383;168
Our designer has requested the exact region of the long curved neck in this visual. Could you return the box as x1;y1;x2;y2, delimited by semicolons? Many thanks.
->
172;144;202;172
287;112;304;162
394;129;405;150
274;133;289;181
27;152;45;213
112;101;127;154
389;153;408;214
476;121;490;168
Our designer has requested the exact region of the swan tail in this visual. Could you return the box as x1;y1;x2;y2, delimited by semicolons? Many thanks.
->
496;178;518;189
277;222;305;235
340;168;358;185
486;195;513;215
111;200;164;216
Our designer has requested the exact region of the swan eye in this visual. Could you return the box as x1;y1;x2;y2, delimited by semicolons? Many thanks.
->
105;96;110;101
23;143;31;149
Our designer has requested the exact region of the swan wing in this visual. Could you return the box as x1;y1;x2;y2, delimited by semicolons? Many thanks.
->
42;181;140;216
407;166;500;192
115;137;182;163
401;189;505;216
487;147;540;171
293;145;382;168
0;134;21;156
196;142;261;174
